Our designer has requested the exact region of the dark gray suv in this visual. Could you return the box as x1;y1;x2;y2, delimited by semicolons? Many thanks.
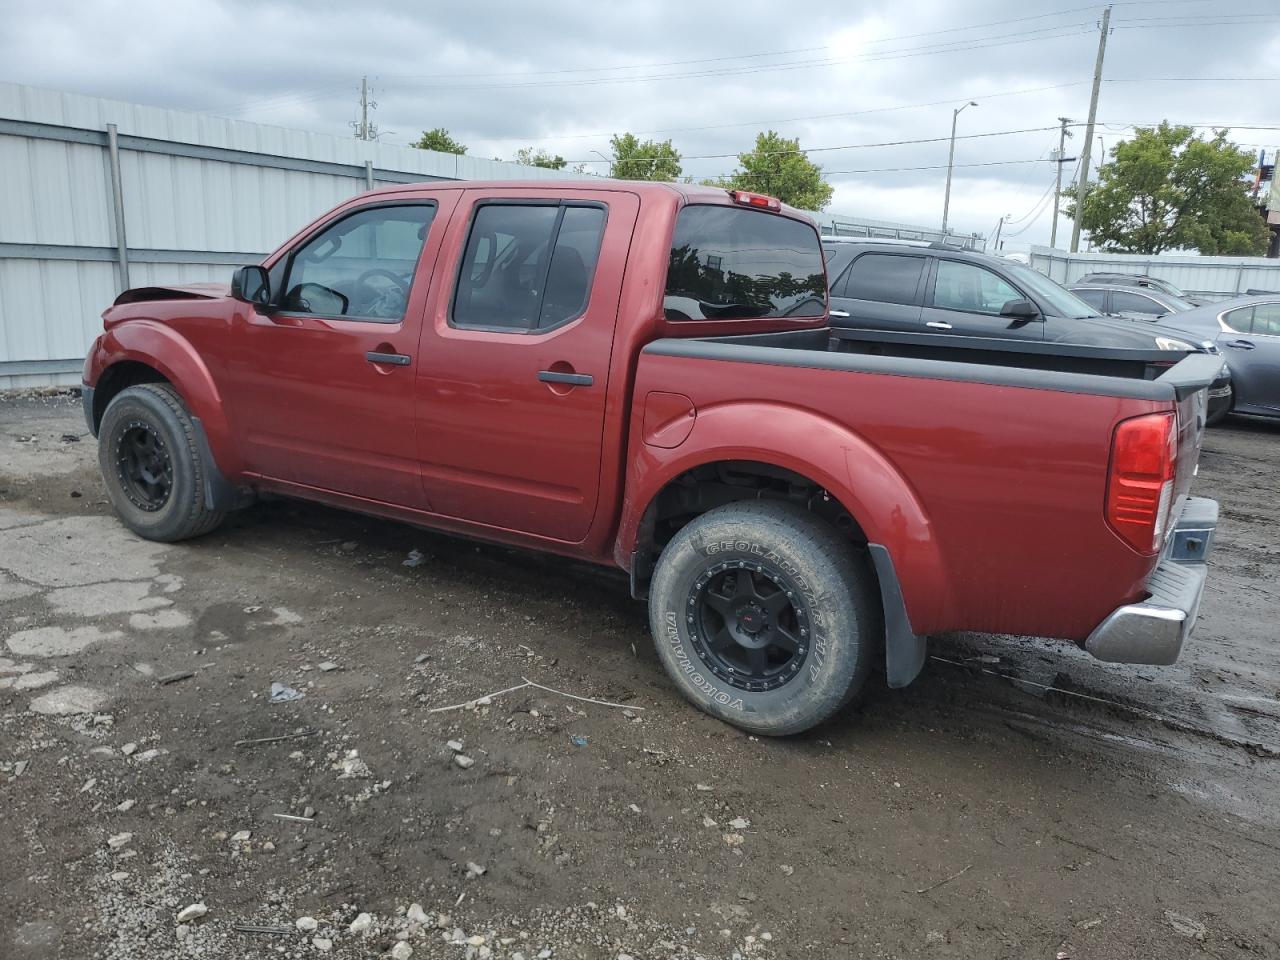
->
823;241;1199;350
823;240;1234;423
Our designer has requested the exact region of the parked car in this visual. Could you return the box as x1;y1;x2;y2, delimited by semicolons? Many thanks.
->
822;240;1233;423
1105;294;1280;420
1067;282;1233;424
82;182;1221;735
1068;283;1196;321
1077;271;1208;306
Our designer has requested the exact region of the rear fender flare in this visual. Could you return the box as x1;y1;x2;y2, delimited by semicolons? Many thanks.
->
618;400;953;664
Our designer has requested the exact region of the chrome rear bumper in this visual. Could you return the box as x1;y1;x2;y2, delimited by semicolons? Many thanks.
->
1084;497;1217;666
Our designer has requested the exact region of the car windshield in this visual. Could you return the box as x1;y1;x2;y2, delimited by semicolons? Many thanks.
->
1157;292;1196;312
1006;264;1099;319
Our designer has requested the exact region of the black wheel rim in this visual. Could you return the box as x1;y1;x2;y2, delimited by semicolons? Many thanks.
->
686;559;811;692
115;419;173;512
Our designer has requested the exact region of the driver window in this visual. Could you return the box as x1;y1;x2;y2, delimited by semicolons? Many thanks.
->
282;204;436;321
933;260;1021;315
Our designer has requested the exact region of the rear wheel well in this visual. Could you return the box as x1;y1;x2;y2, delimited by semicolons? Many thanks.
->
92;361;170;433
631;460;868;595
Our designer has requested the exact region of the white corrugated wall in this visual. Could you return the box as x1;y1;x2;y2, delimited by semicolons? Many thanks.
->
0;81;575;388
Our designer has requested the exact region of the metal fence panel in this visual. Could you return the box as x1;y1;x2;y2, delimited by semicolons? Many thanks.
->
1;80;980;387
1028;245;1280;300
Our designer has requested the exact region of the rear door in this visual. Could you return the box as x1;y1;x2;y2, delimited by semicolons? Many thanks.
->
413;187;639;542
920;258;1045;339
828;251;926;331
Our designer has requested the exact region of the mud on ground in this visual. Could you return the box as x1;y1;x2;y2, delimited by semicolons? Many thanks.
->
1;393;1278;960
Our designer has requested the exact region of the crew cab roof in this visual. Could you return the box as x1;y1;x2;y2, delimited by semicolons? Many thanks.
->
350;179;817;223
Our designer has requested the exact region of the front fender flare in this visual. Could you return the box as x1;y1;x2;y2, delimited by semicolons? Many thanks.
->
89;320;244;480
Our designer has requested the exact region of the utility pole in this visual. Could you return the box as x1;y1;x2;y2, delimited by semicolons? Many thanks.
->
1050;117;1074;248
1071;5;1111;252
991;215;1007;252
352;76;378;141
942;100;979;234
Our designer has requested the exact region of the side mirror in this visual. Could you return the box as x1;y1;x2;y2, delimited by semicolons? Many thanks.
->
1000;298;1041;320
231;265;271;307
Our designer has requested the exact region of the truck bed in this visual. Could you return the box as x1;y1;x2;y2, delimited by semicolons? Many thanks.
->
643;327;1224;402
632;325;1220;645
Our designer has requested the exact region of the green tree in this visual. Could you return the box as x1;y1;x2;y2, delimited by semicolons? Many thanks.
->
412;128;467;154
513;147;567;169
608;133;682;181
1065;122;1268;255
727;131;833;211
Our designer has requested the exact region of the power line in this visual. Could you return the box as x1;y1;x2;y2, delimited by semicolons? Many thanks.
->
569;124;1067;165
469;76;1280;146
823;159;1054;177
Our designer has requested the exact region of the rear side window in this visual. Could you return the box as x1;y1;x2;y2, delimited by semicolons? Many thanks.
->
453;202;606;332
836;253;924;305
664;205;826;321
1112;291;1165;316
1073;288;1107;311
1251;302;1280;335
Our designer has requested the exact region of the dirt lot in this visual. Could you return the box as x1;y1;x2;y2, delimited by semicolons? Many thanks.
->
1;392;1278;960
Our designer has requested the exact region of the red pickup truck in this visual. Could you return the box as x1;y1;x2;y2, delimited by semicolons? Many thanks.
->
82;180;1221;735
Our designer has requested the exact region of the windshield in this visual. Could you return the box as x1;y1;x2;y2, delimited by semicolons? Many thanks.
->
1156;292;1196;312
665;205;827;321
1005;264;1100;319
1152;278;1189;299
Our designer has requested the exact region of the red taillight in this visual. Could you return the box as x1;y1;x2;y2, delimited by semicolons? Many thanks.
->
1106;412;1177;553
728;190;781;211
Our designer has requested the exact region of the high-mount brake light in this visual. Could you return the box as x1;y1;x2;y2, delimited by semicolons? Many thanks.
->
1105;412;1178;554
728;190;782;212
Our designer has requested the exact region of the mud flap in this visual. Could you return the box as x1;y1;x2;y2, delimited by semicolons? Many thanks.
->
191;416;252;512
868;544;926;688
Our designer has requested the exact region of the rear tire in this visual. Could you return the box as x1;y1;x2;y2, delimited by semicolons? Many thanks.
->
98;384;225;542
648;500;881;736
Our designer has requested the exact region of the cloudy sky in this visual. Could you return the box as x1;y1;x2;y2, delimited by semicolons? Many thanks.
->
4;0;1279;247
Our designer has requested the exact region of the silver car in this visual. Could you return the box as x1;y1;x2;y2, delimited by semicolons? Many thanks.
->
1132;294;1280;419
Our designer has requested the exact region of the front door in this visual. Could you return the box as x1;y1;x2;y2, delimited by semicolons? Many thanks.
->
414;187;639;542
920;258;1045;339
221;195;457;506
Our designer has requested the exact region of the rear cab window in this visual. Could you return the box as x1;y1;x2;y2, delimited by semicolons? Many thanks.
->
664;205;826;321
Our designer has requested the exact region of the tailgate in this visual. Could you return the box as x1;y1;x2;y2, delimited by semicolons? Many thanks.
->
1156;353;1220;503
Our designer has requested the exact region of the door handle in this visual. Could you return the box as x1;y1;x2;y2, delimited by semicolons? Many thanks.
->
829;309;850;318
366;351;411;366
1226;339;1256;350
538;370;593;387
926;320;953;330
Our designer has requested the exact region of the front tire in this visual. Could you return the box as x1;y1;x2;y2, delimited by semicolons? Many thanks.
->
648;500;881;736
98;384;225;542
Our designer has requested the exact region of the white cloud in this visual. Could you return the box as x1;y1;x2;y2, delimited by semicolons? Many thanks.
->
2;0;1277;245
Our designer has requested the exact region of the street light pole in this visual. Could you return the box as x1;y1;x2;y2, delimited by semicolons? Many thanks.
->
942;101;978;235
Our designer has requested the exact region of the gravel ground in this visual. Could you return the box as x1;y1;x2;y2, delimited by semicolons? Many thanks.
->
1;392;1278;960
